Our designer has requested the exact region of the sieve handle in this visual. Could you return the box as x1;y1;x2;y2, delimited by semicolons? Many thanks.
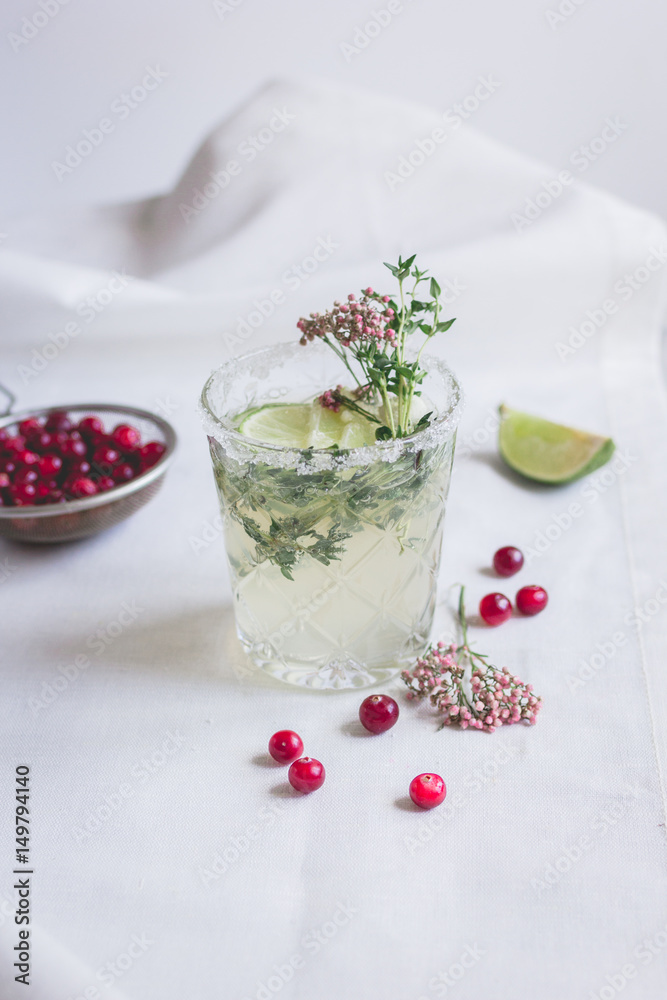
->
0;383;16;417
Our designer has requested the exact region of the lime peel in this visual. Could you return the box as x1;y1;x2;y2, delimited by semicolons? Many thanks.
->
238;401;377;450
498;404;615;484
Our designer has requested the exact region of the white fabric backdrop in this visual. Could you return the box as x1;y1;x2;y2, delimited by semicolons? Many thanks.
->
1;79;667;999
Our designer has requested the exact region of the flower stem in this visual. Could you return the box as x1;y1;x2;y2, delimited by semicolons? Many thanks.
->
323;335;362;388
380;380;397;437
397;274;407;365
396;274;407;431
333;392;382;425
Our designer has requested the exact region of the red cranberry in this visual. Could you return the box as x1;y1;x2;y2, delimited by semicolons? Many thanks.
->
288;757;325;794
516;585;548;616
67;459;91;478
45;410;72;433
139;441;165;468
479;593;512;627
0;472;9;489
358;694;399;734
96;476;116;491
89;432;106;451
61;437;87;460
112;462;135;483
112;423;141;450
409;773;447;810
35;483;55;503
16;449;39;466
93;446;120;467
78;416;104;437
493;546;524;577
0;459;16;476
38;454;63;477
11;483;37;505
68;477;97;498
268;730;304;764
27;431;54;452
3;435;25;454
18;417;43;438
14;467;39;486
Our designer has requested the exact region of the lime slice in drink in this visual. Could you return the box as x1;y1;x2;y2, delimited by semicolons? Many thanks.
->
238;401;377;449
498;404;615;484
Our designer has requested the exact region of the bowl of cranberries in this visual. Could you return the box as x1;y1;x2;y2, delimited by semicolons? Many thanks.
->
0;404;177;543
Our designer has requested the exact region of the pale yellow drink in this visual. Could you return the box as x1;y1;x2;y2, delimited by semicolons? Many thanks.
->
201;343;461;690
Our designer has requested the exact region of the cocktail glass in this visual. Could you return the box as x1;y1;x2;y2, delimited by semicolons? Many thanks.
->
200;341;462;690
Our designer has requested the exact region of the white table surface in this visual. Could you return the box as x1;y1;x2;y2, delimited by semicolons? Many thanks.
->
1;81;667;999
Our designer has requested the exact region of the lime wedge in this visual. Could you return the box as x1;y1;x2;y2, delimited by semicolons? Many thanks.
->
498;405;615;484
238;401;377;449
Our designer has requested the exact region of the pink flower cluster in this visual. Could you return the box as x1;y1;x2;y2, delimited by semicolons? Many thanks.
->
402;641;542;733
318;383;375;412
319;386;344;412
297;288;396;348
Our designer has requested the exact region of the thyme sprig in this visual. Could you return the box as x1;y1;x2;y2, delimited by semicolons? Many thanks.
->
234;511;352;581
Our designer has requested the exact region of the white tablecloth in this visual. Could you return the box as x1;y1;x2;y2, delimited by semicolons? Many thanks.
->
2;79;667;999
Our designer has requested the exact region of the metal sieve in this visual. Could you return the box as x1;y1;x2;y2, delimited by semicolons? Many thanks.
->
0;395;177;544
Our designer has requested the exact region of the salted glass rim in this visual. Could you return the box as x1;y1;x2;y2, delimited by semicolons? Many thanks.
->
199;341;463;470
